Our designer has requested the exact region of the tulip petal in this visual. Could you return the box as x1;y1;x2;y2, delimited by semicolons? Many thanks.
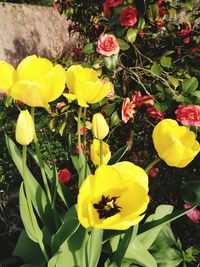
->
0;61;16;92
113;161;148;191
10;80;49;107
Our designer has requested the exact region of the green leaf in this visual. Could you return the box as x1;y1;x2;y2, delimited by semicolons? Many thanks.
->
168;76;180;89
104;103;116;116
182;77;198;94
164;50;175;56
5;136;56;234
137;205;174;250
153;247;183;266
192;90;200;98
117;39;130;51
172;95;185;103
108;145;128;165
115;26;127;38
147;4;159;22
51;205;80;254
104;55;119;71
151;63;162;76
137;17;145;30
182;181;200;205
19;183;43;243
111;227;134;266
154;102;168;112
86;229;103;267
12;230;45;266
83;43;96;54
126;28;138;43
111;111;121;127
58;121;66;136
160;56;172;68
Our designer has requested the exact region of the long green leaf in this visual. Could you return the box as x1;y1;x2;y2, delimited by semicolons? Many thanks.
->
108;145;128;165
86;229;103;267
51;206;80;254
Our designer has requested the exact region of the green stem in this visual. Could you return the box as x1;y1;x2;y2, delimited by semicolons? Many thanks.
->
22;146;49;262
100;139;103;165
77;106;83;154
145;157;161;174
31;107;52;204
83;107;87;153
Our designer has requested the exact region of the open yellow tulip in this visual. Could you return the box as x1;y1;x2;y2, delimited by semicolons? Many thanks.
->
78;162;149;230
90;139;111;166
0;61;16;93
64;65;113;107
16;110;35;145
153;119;200;168
0;55;66;108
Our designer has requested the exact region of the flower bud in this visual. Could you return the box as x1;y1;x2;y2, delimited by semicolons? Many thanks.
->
16;110;35;145
92;113;109;140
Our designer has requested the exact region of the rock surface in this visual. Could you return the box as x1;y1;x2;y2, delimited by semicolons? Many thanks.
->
0;3;73;66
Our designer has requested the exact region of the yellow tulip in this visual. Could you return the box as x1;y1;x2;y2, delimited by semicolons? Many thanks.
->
64;65;113;107
0;55;66;107
90;139;111;166
0;61;16;93
153;119;200;168
16;110;35;145
92;113;109;140
78;162;149;230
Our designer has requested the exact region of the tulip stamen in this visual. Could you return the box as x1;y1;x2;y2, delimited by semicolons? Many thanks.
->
93;195;121;219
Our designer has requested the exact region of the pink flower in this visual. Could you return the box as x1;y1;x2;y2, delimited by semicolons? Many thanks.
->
149;166;159;177
76;127;87;136
53;0;60;11
58;168;72;184
158;6;167;17
184;204;200;223
105;0;123;7
175;104;200;127
157;0;163;6
106;88;115;99
56;102;66;109
103;2;112;18
155;19;164;28
176;21;191;37
138;30;144;39
146;104;165;121
183;36;190;44
121;98;136;123
177;49;182;57
96;34;120;56
132;91;153;107
120;6;138;27
75;143;84;154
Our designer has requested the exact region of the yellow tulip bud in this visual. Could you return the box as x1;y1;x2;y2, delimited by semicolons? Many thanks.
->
16;110;35;145
92;113;109;140
153;119;200;168
90;139;111;166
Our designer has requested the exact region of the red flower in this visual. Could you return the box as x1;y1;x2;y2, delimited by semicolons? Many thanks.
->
103;2;112;18
190;45;200;54
184;204;200;223
132;91;153;107
146;104;165;121
182;36;190;44
58;168;72;184
177;49;182;57
138;30;144;39
175;104;200;127
53;0;60;11
105;0;123;7
176;21;191;37
157;0;163;6
158;7;167;17
121;98;136;123
155;19;164;28
75;143;84;154
120;6;138;27
72;47;82;57
149;166;159;177
96;34;120;56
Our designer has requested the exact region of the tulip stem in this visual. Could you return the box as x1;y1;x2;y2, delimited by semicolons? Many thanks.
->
78;106;83;154
145;157;161;174
100;139;103;165
83;107;87;153
31;107;52;204
22;146;49;262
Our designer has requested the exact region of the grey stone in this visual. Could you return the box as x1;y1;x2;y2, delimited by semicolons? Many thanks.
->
0;3;73;66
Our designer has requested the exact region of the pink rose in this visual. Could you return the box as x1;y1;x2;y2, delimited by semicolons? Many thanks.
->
182;36;190;44
58;168;72;184
103;2;112;18
121;98;136;123
120;6;138;27
96;34;120;56
56;102;66;109
184;204;200;223
146;104;165;121
175;104;200;127
105;0;123;7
